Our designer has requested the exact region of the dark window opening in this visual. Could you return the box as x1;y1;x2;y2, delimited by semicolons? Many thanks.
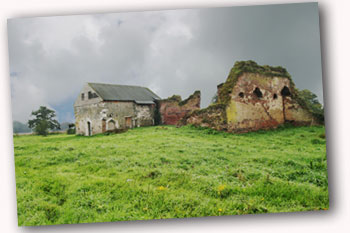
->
88;91;98;99
281;86;291;96
253;87;263;98
81;93;85;101
273;93;278;99
239;92;244;98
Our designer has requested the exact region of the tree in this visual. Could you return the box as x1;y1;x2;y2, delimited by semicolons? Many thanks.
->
297;89;324;123
28;106;61;136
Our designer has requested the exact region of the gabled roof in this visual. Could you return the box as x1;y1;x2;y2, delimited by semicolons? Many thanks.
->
88;82;160;103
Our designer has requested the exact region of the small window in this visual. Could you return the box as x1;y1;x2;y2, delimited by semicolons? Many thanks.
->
273;93;278;99
81;93;85;101
88;91;98;99
253;87;263;98
239;92;244;98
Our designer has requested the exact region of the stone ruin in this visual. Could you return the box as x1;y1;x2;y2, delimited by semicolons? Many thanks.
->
178;60;318;133
157;91;201;125
74;61;318;135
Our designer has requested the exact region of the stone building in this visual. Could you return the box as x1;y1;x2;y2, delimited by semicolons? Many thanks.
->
74;83;160;136
181;61;317;133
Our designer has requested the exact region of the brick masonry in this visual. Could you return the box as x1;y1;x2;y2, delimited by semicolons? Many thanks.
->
182;63;316;133
158;91;201;125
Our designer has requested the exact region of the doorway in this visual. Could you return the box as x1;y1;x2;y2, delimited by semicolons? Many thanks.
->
108;119;116;131
87;121;92;136
125;117;132;128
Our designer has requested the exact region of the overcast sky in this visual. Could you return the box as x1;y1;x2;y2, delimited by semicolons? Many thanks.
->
8;2;323;123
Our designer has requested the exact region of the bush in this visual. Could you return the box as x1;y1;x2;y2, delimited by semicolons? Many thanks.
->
66;123;76;135
297;89;324;124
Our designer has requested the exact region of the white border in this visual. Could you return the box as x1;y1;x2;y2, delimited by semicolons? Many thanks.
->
1;1;349;232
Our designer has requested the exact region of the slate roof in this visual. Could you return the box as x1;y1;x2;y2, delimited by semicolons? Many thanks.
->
88;83;160;104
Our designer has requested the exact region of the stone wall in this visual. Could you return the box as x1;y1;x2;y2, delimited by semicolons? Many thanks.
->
225;73;314;132
184;104;227;131
158;91;201;125
181;61;316;133
74;101;155;136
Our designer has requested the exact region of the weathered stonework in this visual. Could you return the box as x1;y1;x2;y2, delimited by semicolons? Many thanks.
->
182;61;317;133
74;83;157;136
158;91;201;125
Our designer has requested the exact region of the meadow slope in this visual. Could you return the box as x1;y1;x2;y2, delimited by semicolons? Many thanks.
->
13;125;328;226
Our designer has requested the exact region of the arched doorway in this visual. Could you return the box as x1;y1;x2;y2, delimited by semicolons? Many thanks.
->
107;119;116;131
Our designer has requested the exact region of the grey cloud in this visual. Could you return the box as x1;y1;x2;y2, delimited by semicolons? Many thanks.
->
7;3;323;123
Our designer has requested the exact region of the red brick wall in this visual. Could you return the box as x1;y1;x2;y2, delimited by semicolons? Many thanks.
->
159;91;200;125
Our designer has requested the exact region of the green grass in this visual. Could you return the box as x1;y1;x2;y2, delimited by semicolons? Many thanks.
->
13;125;328;226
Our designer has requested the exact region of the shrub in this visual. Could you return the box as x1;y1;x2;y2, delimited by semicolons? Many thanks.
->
66;123;76;134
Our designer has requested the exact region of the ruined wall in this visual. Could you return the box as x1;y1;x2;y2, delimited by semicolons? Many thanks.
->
182;61;316;133
158;91;200;125
184;104;227;131
74;101;155;136
225;73;313;132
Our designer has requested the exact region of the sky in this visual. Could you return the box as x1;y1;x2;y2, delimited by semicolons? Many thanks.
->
7;2;323;123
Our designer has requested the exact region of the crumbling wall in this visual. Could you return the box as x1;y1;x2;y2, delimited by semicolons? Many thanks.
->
225;73;313;132
158;91;200;125
182;104;227;131
181;61;316;133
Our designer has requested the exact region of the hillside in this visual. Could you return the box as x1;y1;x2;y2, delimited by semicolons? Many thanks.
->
13;125;328;226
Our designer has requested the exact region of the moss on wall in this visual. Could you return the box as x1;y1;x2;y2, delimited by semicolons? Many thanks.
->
181;60;319;131
218;60;292;106
162;95;182;102
226;101;237;123
217;60;313;116
179;90;201;106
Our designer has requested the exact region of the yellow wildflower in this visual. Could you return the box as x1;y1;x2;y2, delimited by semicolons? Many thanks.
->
217;184;226;195
218;184;226;192
218;208;223;212
158;186;167;191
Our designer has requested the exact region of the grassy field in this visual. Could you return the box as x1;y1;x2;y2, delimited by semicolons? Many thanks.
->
13;125;328;226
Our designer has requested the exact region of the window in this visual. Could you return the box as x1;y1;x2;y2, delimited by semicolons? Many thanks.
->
253;87;263;98
281;86;291;96
239;92;244;98
88;91;98;99
81;93;85;101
